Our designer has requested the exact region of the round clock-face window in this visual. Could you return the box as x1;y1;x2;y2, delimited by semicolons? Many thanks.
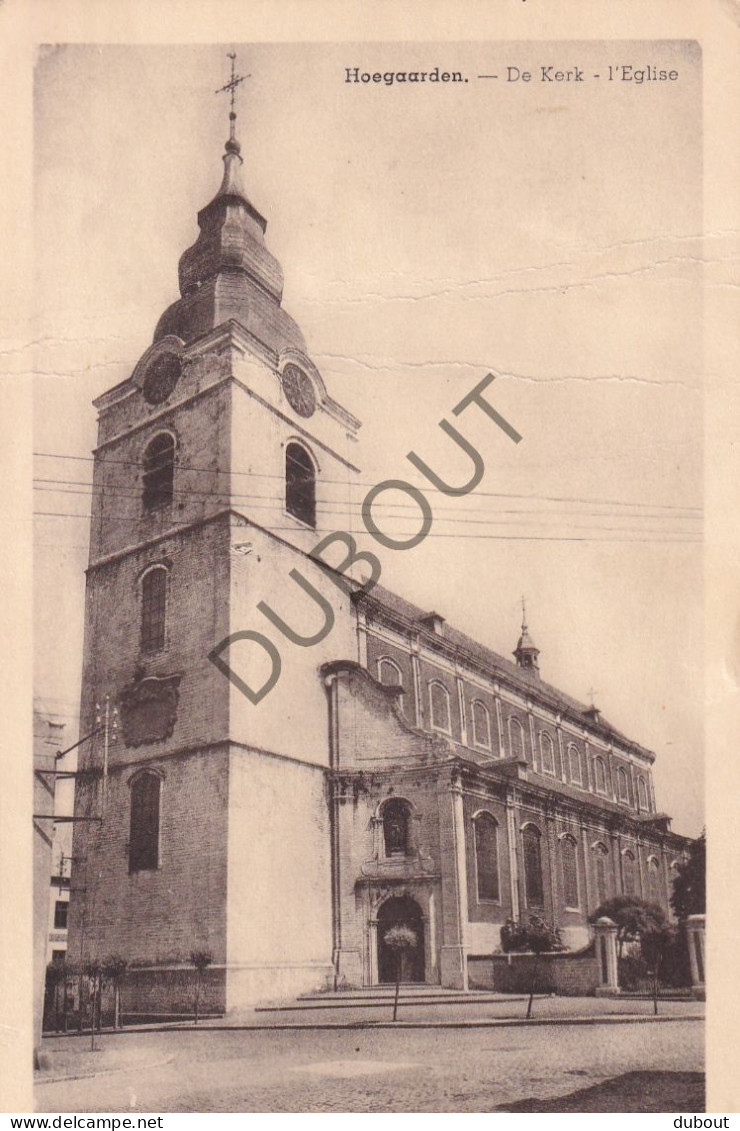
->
281;363;316;418
142;353;182;405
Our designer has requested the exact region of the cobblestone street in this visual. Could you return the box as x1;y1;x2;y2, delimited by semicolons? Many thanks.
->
36;1015;704;1113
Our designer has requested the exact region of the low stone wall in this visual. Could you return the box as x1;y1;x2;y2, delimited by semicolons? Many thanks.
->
116;964;226;1020
469;942;600;997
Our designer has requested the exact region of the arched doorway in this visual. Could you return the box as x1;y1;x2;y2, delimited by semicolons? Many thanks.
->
376;896;425;984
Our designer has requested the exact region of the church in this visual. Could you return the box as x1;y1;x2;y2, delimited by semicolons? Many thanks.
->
66;88;692;1015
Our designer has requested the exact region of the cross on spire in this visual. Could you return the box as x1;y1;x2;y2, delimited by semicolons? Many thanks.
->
215;52;250;141
521;594;528;630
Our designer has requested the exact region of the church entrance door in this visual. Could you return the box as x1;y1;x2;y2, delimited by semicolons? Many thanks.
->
376;896;425;984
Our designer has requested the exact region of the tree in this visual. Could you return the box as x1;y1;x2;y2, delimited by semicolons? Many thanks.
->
640;921;678;1015
500;915;565;1019
44;961;67;1032
102;955;128;1030
383;926;417;1022
82;960;103;1049
588;896;667;961
670;831;706;921
189;949;213;1025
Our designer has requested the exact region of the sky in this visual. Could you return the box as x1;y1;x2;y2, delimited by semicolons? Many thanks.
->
33;41;703;835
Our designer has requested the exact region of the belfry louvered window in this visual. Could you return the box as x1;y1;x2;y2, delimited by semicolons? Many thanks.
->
285;442;316;527
142;433;175;511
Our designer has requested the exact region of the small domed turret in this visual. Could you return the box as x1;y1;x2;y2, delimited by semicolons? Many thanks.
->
513;599;540;676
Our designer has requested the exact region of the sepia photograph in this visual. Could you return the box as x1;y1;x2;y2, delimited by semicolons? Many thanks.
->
27;36;709;1114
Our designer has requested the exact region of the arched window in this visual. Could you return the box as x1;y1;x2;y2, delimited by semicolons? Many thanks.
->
429;681;451;734
522;824;544;908
539;731;556;776
382;798;412;857
646;857;662;905
622;850;637;895
593;756;607;795
129;772;161;872
472;701;491;750
285;442;316;527
568;743;583;785
593;842;610;905
140;566;167;653
508;717;526;761
378;658;405;714
637;776;649;811
142;433;175;511
473;813;500;901
616;766;630;803
378;658;402;688
561;835;579;909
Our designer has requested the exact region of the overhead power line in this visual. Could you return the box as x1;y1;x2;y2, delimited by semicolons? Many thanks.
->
31;478;702;525
33;450;702;514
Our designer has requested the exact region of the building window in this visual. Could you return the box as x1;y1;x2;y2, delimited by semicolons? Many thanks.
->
646;857;662;905
637;776;649;811
522;824;544;908
622;850;637;895
539;731;556;776
142;433;175;511
593;842;609;905
378;658;402;687
472;701;491;750
561;836;579;909
140;566;167;653
129;771;161;872
593;756;607;795
473;812;500;901
382;798;412;857
285;442;316;527
51;949;66;966
568;743;583;785
53;900;68;930
616;766;630;803
508;717;526;761
429;681;451;734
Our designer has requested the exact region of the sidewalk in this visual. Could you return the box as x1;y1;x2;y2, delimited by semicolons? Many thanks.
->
41;990;704;1040
213;992;704;1029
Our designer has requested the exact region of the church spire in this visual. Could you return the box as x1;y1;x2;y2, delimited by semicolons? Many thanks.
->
153;56;307;357
213;52;251;201
513;596;540;675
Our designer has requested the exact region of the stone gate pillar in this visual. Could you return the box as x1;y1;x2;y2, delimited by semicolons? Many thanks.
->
593;915;620;996
686;914;706;1000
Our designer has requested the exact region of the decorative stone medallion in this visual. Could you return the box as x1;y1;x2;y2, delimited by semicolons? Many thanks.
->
118;674;181;747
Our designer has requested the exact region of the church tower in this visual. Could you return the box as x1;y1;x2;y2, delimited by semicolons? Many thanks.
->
67;75;362;1010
